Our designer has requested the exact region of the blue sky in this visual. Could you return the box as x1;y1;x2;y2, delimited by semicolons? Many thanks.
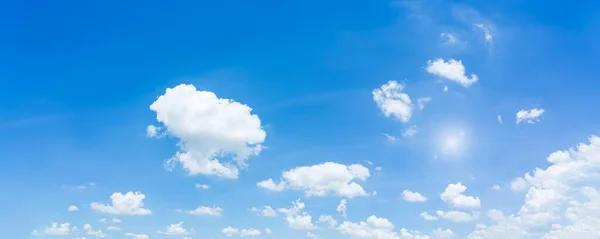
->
2;0;600;238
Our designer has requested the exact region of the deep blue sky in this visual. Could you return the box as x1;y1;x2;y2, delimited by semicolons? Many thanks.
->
1;0;600;238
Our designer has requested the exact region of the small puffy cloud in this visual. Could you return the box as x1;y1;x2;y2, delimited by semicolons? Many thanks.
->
401;190;428;202
107;226;121;231
45;222;72;235
516;108;545;124
277;199;316;230
186;206;223;216
195;184;209;190
497;115;503;124
373;80;413;123
112;218;121;223
98;218;107;223
30;230;38;236
426;58;478;88
150;84;266;179
265;228;272;234
440;33;459;44
436;210;475;222
68;205;79;212
257;162;370;198
83;224;106;238
337;199;347;217
221;227;261;237
90;192;152;215
474;24;493;43
443;85;448;92
420;212;439;221
318;215;338;228
250;206;277;217
125;233;149;239
307;232;320;239
440;183;481;209
403;125;418;137
491;185;501;190
337;215;428;239
157;222;190;235
145;125;162;138
417;97;431;110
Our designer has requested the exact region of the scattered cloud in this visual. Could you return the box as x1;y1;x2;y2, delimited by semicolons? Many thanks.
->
373;80;413;123
90;192;152;215
491;185;501;190
222;227;262;237
440;183;481;209
83;224;106;238
426;58;479;87
186;206;223;216
44;222;72;235
150;84;266;179
401;189;428;202
250;206;277;217
68;205;79;212
497;115;503;124
195;184;210;190
420;212;439;221
125;233;149;239
157;222;190;235
403;125;418;137
516;108;545;124
383;133;397;141
318;215;338;229
257;162;370;198
474;24;493;43
336;199;347;218
443;85;448;92
510;177;528;192
436;210;475;222
417;97;431;110
277;199;316;230
107;226;121;231
440;33;459;44
337;215;429;238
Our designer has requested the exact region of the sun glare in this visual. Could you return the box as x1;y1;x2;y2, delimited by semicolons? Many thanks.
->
439;129;466;157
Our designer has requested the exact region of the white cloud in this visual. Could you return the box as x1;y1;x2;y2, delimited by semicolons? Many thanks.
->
318;215;338;228
221;227;262;237
420;212;438;221
497;115;503;124
431;228;454;239
401;190;428;202
491;185;501;190
195;184;209;190
45;222;72;235
68;205;79;212
265;228;272;234
426;58;478;88
440;33;458;44
373;80;413;123
250;206;277;217
83;224;106;238
443;85;448;92
337;199;347;217
98;218;107;223
157;222;190;235
337;215;429;239
30;230;38;236
510;177;528;192
436;210;475;222
417;97;431;110
107;226;121;231
403;125;418;137
145;125;162;138
112;218;121;223
307;232;320;239
186;206;223;216
516;108;545;124
277;199;316;230
440;183;481;209
468;135;600;239
383;133;397;141
150;84;266;179
90;192;152;215
125;233;149;239
257;162;370;198
474;24;493;43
